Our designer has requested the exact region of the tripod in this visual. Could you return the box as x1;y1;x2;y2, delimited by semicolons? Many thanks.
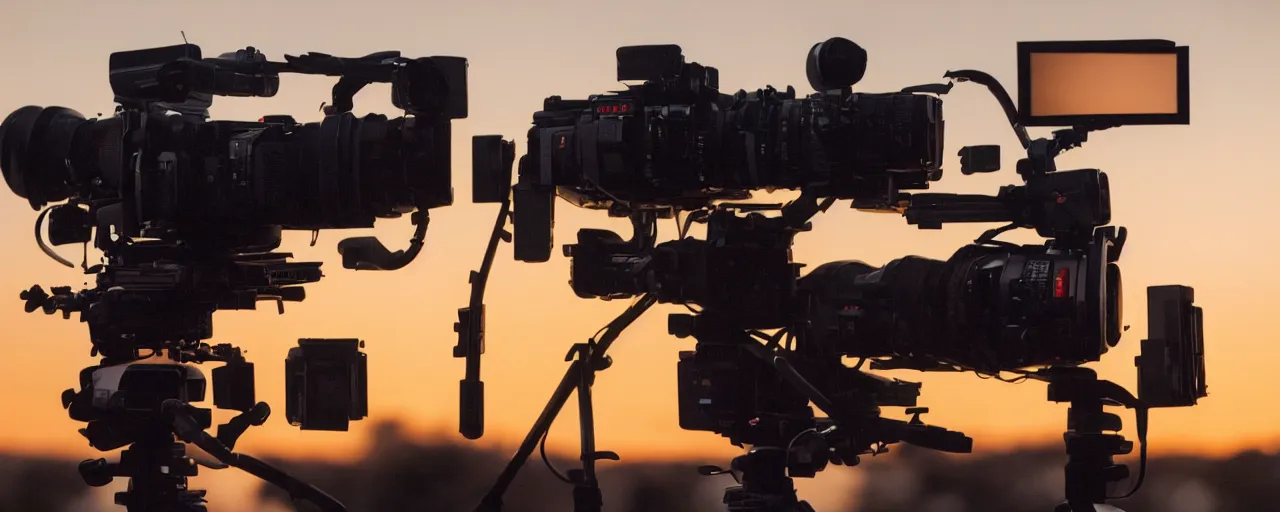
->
20;238;348;511
1039;367;1148;512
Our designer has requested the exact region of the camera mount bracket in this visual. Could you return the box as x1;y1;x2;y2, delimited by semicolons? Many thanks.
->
717;447;817;512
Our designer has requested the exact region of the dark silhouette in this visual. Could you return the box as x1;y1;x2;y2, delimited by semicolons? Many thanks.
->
3;422;1278;512
857;444;1278;512
255;422;722;512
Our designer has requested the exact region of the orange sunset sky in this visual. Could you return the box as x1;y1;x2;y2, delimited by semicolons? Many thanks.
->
0;0;1277;496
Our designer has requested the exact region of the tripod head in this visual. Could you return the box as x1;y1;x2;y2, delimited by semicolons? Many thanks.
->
701;447;817;512
67;382;346;512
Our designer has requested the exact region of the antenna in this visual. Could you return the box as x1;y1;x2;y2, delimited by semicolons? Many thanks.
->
180;31;193;62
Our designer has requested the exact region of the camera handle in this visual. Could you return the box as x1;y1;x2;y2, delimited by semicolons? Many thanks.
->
474;294;656;512
337;210;429;271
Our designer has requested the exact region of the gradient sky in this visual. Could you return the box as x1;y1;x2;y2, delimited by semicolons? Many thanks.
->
0;0;1277;495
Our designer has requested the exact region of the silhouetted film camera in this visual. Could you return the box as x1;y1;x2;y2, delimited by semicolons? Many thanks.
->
465;37;1203;512
3;40;482;511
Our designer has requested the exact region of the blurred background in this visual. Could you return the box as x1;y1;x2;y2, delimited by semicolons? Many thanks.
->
0;0;1276;510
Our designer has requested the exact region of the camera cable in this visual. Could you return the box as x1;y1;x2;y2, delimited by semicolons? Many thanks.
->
34;205;75;268
539;426;573;484
1108;406;1150;500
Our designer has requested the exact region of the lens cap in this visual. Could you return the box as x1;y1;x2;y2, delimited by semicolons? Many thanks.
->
806;37;868;91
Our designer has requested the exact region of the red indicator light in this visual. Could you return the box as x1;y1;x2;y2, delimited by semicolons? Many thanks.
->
1054;268;1069;298
596;103;632;115
258;117;265;122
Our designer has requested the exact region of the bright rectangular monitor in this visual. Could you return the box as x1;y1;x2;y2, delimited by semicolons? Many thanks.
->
1017;40;1189;127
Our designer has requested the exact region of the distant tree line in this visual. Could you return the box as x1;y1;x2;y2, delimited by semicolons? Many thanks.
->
3;421;1278;512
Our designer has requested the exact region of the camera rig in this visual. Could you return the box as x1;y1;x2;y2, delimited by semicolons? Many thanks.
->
468;194;974;512
1;41;474;511
464;38;1206;512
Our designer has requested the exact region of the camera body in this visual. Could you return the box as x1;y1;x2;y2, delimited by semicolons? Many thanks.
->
285;338;368;431
676;345;809;443
565;209;800;329
509;39;945;263
1;42;470;265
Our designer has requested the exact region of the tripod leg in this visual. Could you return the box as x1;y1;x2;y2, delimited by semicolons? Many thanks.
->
577;345;598;481
570;341;616;512
478;360;584;510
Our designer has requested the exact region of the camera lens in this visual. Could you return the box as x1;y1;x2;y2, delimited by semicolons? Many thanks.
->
1;106;86;209
940;246;1107;368
803;243;1113;372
